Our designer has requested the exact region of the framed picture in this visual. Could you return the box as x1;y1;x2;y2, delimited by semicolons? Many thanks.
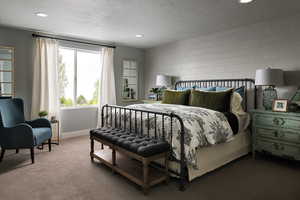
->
272;99;288;112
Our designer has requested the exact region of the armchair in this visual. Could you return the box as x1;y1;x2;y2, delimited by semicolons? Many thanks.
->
0;98;52;163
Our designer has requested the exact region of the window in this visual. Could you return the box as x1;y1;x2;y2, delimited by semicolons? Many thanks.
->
0;46;15;97
121;60;138;101
58;47;101;107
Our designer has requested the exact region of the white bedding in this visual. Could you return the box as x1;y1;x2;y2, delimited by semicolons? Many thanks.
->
123;103;234;167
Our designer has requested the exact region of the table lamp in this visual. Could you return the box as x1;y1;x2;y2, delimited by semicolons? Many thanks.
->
255;68;284;110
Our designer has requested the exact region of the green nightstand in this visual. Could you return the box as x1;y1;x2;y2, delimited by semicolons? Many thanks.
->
142;100;162;104
251;109;300;161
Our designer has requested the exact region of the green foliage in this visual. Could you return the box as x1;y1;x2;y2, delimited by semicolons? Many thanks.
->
38;110;48;117
60;97;74;106
58;54;69;98
150;87;162;94
90;80;99;105
76;95;88;105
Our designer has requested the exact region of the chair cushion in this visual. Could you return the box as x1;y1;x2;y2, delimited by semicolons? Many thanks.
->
32;128;52;146
91;128;170;157
0;98;25;128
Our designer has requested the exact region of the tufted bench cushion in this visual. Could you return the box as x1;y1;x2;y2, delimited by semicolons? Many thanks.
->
90;128;170;157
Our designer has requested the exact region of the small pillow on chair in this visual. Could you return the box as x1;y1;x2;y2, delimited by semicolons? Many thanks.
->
189;89;233;112
162;90;190;105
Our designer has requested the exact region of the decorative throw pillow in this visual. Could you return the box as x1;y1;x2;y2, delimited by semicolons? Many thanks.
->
216;86;245;109
189;89;233;112
216;86;245;99
162;90;190;105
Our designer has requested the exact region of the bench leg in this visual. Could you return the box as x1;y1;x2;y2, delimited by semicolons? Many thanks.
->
143;159;149;195
165;152;169;184
112;148;116;173
101;143;104;150
90;138;94;162
16;149;19;154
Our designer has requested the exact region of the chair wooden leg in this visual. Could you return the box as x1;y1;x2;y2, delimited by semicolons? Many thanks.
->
0;148;5;162
30;148;35;164
48;139;52;152
16;149;19;154
90;138;94;162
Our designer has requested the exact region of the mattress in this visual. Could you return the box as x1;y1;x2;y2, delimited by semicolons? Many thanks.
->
155;129;251;181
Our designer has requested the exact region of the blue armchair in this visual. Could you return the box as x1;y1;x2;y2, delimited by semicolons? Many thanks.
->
0;98;52;163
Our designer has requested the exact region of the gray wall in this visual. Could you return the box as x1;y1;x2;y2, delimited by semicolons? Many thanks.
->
0;27;33;118
0;26;145;133
144;14;300;100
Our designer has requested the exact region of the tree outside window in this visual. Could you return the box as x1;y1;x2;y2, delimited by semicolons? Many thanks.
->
58;47;101;107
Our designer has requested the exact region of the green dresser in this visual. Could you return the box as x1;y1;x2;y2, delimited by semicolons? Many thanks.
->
251;109;300;160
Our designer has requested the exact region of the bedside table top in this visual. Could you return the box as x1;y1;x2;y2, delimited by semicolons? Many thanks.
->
250;109;300;117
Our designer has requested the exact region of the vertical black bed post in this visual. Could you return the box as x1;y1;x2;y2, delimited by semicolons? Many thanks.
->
101;104;107;128
172;114;186;191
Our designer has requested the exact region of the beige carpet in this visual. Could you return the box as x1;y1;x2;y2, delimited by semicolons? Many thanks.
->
0;135;300;200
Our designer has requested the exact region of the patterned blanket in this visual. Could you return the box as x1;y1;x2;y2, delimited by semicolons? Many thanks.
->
106;104;234;167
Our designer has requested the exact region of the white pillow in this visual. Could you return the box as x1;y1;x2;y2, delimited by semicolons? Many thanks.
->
231;92;246;115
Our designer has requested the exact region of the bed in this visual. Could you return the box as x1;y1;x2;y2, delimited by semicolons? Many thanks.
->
100;78;257;189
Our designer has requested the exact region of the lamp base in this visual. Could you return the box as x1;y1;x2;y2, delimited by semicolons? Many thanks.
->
263;86;278;110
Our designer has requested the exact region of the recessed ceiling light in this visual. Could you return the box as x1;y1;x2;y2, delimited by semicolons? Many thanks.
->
135;34;144;38
239;0;254;4
35;12;48;17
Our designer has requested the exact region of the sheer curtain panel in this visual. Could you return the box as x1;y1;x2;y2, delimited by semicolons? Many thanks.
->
31;38;60;120
97;47;116;127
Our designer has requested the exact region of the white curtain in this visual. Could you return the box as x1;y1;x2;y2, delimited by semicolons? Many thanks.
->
97;47;116;127
31;38;60;120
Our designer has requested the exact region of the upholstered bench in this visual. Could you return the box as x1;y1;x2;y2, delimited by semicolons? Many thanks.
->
90;127;170;194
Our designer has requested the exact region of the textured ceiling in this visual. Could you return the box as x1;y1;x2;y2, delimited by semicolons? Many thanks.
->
1;0;300;48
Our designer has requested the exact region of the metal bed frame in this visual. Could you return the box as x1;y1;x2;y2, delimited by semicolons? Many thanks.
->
100;78;256;191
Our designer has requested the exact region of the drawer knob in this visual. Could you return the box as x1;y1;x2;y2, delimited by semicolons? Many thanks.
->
273;118;285;126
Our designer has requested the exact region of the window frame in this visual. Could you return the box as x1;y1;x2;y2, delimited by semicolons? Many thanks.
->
58;46;101;108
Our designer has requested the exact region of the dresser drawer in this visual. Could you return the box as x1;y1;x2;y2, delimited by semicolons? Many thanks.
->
255;128;300;144
254;114;300;130
255;138;300;160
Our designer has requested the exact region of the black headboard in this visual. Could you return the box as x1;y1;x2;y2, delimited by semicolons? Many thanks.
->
175;78;257;111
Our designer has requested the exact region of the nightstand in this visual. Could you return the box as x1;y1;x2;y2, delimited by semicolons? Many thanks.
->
142;100;162;104
251;109;300;161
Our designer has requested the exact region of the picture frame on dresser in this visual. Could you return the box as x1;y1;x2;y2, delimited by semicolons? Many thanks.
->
272;99;288;112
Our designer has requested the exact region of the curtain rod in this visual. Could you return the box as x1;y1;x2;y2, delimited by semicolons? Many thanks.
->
32;34;116;49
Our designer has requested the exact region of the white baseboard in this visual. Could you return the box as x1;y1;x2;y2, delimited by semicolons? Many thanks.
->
61;129;90;139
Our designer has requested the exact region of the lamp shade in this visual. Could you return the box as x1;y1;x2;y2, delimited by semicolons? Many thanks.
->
156;74;172;87
255;68;284;86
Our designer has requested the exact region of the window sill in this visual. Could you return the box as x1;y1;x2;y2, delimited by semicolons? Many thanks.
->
60;105;98;110
122;99;139;102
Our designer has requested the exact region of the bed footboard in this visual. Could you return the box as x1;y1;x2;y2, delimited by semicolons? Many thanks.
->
100;104;187;191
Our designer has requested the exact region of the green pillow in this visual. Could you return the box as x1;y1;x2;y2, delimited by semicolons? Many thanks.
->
189;89;233;112
162;90;190;105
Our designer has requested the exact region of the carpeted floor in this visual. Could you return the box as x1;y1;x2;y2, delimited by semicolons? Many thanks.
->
0;135;300;200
